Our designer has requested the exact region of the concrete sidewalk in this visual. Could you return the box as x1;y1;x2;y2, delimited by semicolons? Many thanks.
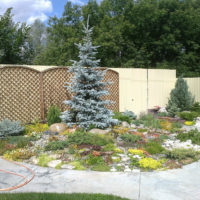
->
0;158;200;200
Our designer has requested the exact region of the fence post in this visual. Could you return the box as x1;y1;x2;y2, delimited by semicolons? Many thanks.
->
40;72;45;121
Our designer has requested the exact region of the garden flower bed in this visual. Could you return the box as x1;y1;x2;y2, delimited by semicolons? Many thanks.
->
1;113;200;172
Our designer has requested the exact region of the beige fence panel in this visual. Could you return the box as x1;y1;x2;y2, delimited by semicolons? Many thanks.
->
111;68;177;115
184;78;200;102
111;68;148;115
148;69;176;109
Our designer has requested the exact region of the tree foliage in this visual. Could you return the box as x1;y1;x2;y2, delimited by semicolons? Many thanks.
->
0;8;33;64
33;0;200;76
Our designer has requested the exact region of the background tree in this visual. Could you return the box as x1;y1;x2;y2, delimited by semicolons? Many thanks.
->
30;19;47;62
0;8;33;64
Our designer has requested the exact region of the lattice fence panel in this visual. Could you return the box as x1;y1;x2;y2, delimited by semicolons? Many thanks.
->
0;67;41;122
42;68;73;116
42;67;119;117
103;69;119;111
0;66;119;123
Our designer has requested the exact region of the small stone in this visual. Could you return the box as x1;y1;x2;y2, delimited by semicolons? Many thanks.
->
49;123;68;133
130;124;136;128
110;167;117;172
30;156;38;165
124;166;131;172
61;164;75;170
89;128;110;135
121;121;130;128
47;160;62;168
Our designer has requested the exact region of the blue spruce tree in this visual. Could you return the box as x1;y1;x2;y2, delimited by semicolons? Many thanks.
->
60;18;117;129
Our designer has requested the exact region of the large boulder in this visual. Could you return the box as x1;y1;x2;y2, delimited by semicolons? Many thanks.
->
49;123;68;133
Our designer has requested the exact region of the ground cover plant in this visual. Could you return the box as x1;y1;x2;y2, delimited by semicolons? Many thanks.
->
0;193;128;200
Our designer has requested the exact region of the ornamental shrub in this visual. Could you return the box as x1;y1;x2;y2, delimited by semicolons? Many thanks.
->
45;141;69;151
120;134;141;144
177;111;199;121
191;102;200;114
176;129;200;145
0;119;24;137
165;148;198;160
47;105;61;126
144;141;165;155
113;112;132;124
166;77;194;116
67;130;113;146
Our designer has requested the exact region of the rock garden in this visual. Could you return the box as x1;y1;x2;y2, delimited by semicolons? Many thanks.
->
1;19;200;174
1;108;200;172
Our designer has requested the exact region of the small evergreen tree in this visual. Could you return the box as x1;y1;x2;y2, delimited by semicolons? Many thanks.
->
60;18;117;129
166;77;194;116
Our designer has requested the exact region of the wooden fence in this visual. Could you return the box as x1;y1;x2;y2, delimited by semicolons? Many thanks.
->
0;65;119;122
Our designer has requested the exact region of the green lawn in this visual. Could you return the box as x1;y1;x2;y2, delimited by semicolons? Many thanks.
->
0;193;129;200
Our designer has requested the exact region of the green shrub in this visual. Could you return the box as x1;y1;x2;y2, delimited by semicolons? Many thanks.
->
86;154;104;166
144;141;165;154
176;129;200;145
0;119;24;137
165;148;198;160
139;114;161;129
178;111;199;121
67;131;113;146
157;112;168;117
120;134;141;144
113;112;131;124
166;77;194;116
191;102;200;114
122;110;137;120
102;143;116;151
8;136;33;148
47;105;61;126
45;141;69;151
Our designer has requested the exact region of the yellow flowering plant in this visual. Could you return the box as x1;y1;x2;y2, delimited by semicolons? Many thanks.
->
139;158;162;170
128;149;145;156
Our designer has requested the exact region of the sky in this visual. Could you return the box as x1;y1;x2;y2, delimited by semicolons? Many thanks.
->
0;0;92;24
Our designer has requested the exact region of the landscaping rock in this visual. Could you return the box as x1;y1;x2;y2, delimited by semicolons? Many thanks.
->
121;121;130;128
89;128;110;135
49;123;68;133
162;139;200;151
110;167;117;172
47;160;62;168
195;117;200;131
130;124;136;128
30;156;38;165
